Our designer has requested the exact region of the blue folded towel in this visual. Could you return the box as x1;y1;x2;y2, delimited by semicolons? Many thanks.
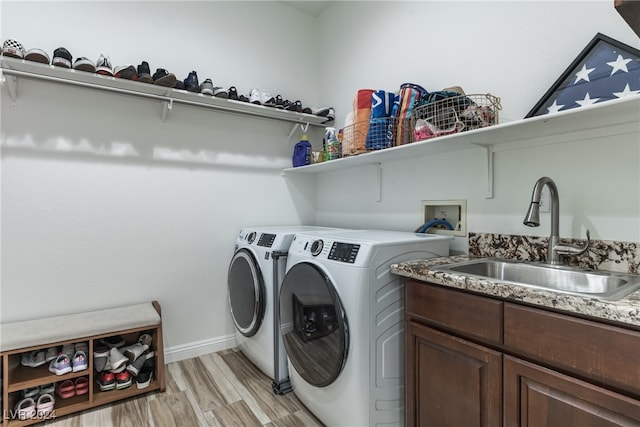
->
370;90;395;119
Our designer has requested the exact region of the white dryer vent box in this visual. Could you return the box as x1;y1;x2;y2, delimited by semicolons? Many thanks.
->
421;199;467;237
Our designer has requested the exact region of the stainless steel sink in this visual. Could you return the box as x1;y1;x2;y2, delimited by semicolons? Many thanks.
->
433;258;640;301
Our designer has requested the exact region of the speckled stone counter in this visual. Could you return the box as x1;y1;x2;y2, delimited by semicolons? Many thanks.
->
391;232;640;328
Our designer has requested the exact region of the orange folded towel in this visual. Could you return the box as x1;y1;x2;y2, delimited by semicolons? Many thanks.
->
352;89;375;154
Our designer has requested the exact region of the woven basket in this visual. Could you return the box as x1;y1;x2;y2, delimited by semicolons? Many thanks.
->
341;117;413;156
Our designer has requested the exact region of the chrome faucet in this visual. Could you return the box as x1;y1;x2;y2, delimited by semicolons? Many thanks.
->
523;176;590;265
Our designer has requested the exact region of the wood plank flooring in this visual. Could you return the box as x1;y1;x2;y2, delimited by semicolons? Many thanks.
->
42;348;324;427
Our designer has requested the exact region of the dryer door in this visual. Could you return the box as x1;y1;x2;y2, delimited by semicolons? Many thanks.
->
279;262;348;387
228;249;265;337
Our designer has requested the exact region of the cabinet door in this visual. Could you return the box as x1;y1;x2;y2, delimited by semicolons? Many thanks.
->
504;355;640;426
406;321;502;427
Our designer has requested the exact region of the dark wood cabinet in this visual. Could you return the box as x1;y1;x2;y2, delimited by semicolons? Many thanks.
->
405;280;640;427
406;321;502;427
504;355;640;426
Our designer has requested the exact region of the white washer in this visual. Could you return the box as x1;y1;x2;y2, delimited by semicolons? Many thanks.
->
227;225;346;393
279;229;453;426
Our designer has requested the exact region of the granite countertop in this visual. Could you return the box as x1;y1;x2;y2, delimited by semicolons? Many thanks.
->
391;255;640;328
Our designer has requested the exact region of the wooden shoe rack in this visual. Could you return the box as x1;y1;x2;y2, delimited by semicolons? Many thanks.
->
0;301;165;426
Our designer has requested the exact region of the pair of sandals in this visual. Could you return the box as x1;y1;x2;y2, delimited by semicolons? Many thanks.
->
263;95;307;113
56;377;89;399
14;393;55;420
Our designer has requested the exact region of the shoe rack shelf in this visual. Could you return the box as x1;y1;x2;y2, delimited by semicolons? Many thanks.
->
0;56;330;127
283;95;640;199
0;302;165;426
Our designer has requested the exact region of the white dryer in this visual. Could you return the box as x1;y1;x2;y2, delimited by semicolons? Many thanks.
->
227;225;346;393
279;229;452;426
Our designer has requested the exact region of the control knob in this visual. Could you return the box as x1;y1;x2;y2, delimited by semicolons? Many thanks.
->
246;232;257;244
310;239;324;256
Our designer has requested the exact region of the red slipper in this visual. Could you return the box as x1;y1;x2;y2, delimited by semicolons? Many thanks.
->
75;377;89;395
55;380;75;399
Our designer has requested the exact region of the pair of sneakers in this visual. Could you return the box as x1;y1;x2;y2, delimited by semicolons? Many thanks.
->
48;350;87;375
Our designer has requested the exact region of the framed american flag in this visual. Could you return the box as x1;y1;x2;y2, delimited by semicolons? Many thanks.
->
526;33;640;118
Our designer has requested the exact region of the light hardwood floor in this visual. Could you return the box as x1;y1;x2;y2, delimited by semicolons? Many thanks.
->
42;348;324;427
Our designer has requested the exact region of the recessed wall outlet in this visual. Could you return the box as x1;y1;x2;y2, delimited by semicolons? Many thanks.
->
420;200;467;237
539;186;550;213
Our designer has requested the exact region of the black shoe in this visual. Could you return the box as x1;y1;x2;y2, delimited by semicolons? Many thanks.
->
174;81;185;90
137;61;153;83
183;71;199;93
153;68;177;87
52;47;72;68
228;86;239;100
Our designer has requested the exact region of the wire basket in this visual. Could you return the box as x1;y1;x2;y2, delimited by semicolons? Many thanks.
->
341;117;413;156
411;94;501;141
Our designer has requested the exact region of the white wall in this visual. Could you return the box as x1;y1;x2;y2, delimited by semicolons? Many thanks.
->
314;1;640;254
1;1;639;359
0;1;322;358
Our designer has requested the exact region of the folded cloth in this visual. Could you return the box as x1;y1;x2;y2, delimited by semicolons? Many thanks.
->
353;89;375;153
370;90;395;119
387;83;428;146
366;118;392;150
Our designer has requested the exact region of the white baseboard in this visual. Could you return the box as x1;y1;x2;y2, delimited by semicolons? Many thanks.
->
163;334;237;364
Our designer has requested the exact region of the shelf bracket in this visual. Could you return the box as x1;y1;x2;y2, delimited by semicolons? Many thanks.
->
1;72;17;102
471;143;494;199
287;122;310;139
161;98;173;122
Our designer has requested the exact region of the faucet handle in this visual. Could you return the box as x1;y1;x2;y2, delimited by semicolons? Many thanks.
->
553;229;591;257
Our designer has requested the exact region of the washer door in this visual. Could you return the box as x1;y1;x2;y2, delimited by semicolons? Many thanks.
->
279;262;348;387
227;249;265;337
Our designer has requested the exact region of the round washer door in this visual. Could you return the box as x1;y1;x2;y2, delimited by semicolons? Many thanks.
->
279;262;348;387
227;249;265;337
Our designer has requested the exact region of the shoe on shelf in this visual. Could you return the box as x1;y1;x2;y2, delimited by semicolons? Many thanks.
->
95;54;113;76
74;377;89;395
49;354;72;376
137;61;153;83
21;350;46;368
138;333;153;347
115;65;137;80
97;371;116;392
40;383;55;395
213;86;228;98
36;393;55;418
263;96;276;107
2;38;25;59
61;344;75;358
101;335;125;348
22;386;40;399
55;380;75;399
274;95;285;109
24;48;50;64
183;71;199;92
290;100;303;113
136;367;153;389
73;57;96;73
104;347;128;372
126;350;154;376
200;78;214;96
122;342;149;362
52;47;72;68
116;371;132;390
93;345;109;372
153;68;177;87
238;93;250;103
174;80;185;90
72;350;88;372
45;347;58;362
301;105;312;114
13;397;36;420
249;88;262;105
228;86;239;100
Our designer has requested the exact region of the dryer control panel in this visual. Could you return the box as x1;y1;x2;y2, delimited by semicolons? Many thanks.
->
328;242;360;263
